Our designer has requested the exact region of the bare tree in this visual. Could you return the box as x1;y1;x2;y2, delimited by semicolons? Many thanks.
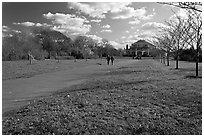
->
183;10;202;77
165;15;188;69
158;2;202;12
154;31;175;66
159;2;202;76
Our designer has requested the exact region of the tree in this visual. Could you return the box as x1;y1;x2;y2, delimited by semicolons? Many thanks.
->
165;13;189;69
154;32;175;66
183;10;202;77
159;2;202;76
158;2;202;12
73;36;96;59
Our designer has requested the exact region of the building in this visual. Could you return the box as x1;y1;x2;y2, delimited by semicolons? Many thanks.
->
123;44;131;56
130;40;158;57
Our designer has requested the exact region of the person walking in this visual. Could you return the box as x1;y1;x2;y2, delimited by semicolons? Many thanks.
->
106;55;110;65
110;55;114;65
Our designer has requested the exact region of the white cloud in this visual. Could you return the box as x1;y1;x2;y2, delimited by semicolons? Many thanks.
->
90;19;102;23
129;19;140;25
111;6;136;19
68;2;105;18
121;39;137;45
85;34;102;42
13;30;21;33
2;25;22;37
141;22;168;31
121;36;126;39
127;7;156;24
140;12;155;20
43;12;91;36
109;40;123;49
13;21;52;28
101;29;112;33
13;21;35;27
2;25;10;32
126;30;130;33
131;26;136;29
136;30;157;43
67;2;131;19
67;2;156;23
169;8;188;22
101;24;111;29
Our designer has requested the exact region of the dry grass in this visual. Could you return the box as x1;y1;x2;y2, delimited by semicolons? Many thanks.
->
2;59;202;135
2;59;105;80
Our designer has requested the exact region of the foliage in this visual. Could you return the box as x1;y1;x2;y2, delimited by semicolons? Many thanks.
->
179;48;202;62
2;27;123;61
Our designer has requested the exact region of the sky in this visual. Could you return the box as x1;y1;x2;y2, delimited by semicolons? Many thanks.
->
2;2;186;49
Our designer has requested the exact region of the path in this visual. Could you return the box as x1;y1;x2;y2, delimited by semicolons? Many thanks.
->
2;59;137;113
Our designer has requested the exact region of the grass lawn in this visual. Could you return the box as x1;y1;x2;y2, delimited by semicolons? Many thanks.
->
2;59;202;135
2;58;131;80
2;59;93;80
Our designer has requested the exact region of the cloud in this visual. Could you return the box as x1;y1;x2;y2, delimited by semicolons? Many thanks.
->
13;21;52;28
131;26;137;29
101;24;111;29
101;29;112;33
67;2;156;23
43;12;91;36
129;19;140;25
111;6;137;19
169;8;188;22
67;2;131;19
136;30;158;43
85;34;103;42
2;25;21;37
139;22;170;42
13;21;35;26
126;30;130;33
68;2;105;18
121;36;126;39
109;40;123;49
2;25;10;32
90;19;102;23
127;7;156;24
140;12;155;20
141;22;168;31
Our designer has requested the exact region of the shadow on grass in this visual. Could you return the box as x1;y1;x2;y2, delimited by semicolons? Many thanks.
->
169;67;202;72
185;75;202;79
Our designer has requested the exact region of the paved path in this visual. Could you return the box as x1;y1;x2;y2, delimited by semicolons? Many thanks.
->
2;59;137;113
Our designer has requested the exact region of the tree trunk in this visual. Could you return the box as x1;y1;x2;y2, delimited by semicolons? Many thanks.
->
29;55;32;64
49;51;51;59
160;53;162;63
196;44;199;77
175;45;179;69
163;55;165;64
167;50;170;66
28;51;32;65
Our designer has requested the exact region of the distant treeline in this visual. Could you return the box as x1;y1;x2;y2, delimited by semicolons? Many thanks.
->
178;47;202;62
2;28;124;61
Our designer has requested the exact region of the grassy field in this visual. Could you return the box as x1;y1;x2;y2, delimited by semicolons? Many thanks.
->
2;58;131;80
2;59;92;80
2;59;202;135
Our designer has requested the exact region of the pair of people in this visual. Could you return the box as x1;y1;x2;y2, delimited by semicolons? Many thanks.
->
106;55;114;65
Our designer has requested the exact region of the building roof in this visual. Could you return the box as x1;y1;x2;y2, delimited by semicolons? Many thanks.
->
132;40;155;47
